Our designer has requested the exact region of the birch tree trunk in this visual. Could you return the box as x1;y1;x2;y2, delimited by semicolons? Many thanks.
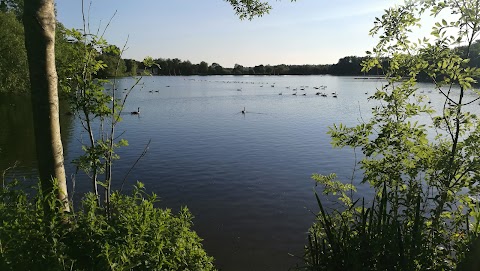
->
23;0;69;212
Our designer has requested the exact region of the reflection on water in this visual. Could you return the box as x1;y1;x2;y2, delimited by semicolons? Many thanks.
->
0;93;74;181
4;75;468;271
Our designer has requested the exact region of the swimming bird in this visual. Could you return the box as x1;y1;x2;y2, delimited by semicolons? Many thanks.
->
241;107;246;114
131;107;140;115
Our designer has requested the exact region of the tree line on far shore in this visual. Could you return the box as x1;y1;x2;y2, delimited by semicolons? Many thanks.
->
99;40;480;77
125;55;383;77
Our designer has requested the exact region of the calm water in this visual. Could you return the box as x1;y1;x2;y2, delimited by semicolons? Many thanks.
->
2;75;474;271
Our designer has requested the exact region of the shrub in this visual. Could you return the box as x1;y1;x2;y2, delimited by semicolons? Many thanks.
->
301;1;480;270
0;180;215;271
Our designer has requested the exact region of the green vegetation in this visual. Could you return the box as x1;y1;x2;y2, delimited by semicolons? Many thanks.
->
128;56;378;76
0;180;215;270
0;10;28;93
303;1;480;270
0;1;89;94
62;25;147;208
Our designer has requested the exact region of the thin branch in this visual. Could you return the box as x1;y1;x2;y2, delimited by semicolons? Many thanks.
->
120;139;151;193
2;161;18;188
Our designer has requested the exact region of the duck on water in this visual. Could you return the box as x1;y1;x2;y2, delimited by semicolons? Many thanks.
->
131;107;140;115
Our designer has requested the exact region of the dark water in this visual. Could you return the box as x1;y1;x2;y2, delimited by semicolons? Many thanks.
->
3;75;470;271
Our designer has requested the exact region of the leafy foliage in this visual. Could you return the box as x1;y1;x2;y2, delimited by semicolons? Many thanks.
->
61;26;147;207
224;0;273;20
0;9;87;94
0;11;28;93
0;180;215;271
303;1;480;270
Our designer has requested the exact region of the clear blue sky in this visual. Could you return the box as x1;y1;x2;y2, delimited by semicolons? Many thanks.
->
56;0;399;68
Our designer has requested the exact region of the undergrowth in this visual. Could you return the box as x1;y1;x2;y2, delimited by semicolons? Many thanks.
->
0;180;215;271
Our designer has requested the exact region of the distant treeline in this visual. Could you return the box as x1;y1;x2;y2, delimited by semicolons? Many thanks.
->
123;56;385;77
118;41;480;78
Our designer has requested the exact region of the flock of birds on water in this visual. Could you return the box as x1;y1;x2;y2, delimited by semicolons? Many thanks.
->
63;78;456;117
125;79;381;116
109;79;454;116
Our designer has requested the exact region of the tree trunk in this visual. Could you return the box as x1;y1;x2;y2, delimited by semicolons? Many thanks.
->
23;0;69;211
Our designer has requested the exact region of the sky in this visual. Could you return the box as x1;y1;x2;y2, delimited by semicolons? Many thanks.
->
55;0;402;68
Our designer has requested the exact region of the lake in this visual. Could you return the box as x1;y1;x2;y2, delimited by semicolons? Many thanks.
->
2;75;469;270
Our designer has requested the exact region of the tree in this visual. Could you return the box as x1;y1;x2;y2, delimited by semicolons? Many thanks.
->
179;60;195;75
171;58;181;75
253;64;265;74
224;0;274;20
305;1;480;270
330;56;365;75
124;58;139;76
232;63;244;75
23;0;69;211
0;0;23;19
0;11;28;93
199;61;209;75
55;22;85;91
97;55;126;78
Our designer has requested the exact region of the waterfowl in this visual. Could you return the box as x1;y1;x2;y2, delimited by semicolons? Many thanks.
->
241;107;246;114
131;107;140;115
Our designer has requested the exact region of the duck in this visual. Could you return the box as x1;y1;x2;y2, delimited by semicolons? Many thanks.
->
131;107;140;115
241;107;246;114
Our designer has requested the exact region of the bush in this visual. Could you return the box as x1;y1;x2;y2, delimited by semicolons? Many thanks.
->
300;1;480;270
301;179;478;271
0;180;215;271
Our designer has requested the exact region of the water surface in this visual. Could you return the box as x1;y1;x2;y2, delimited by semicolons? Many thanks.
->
3;75;471;270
